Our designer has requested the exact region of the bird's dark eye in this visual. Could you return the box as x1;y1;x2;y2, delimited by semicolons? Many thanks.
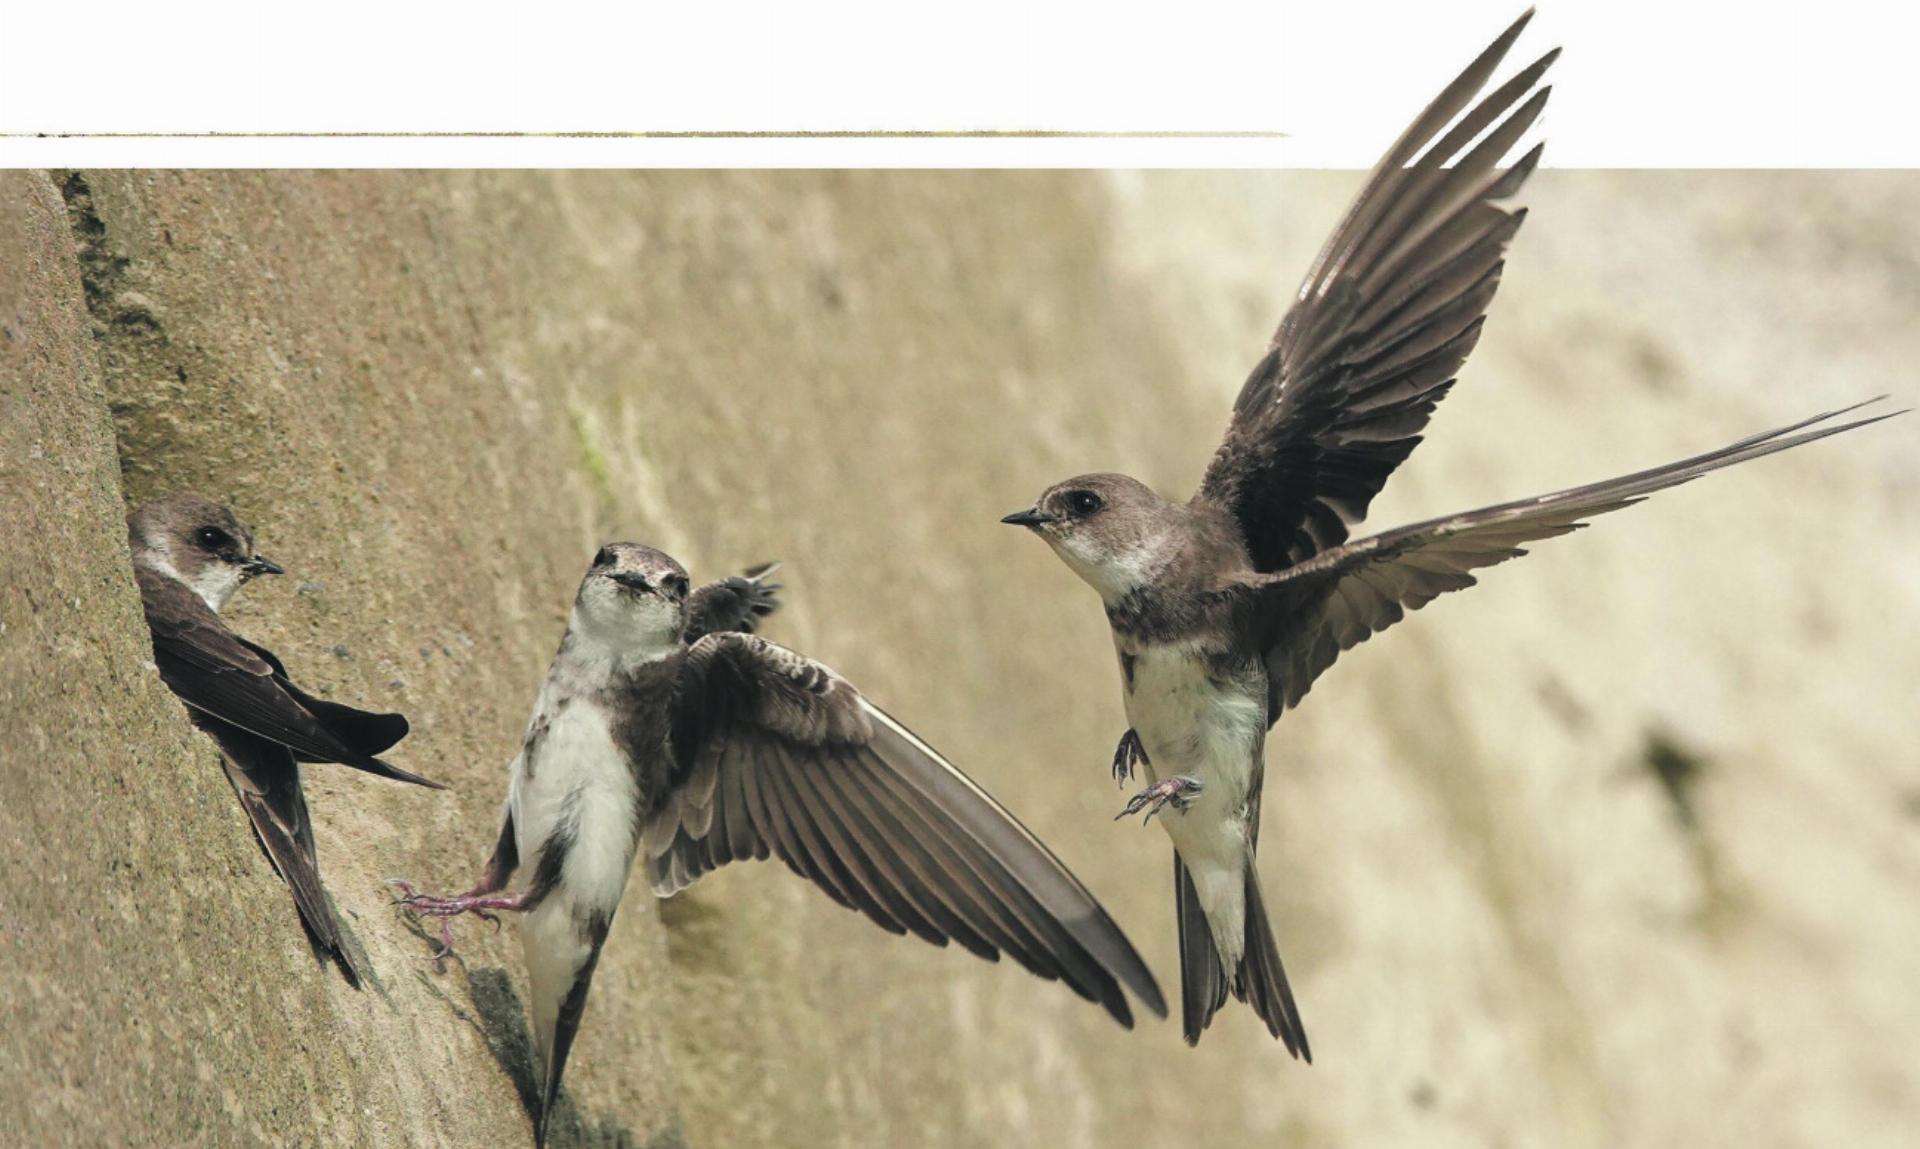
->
194;526;233;552
1066;490;1104;517
663;574;688;597
592;546;616;568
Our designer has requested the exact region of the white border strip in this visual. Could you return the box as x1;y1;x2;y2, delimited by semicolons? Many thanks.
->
1;135;1355;170
4;2;1919;167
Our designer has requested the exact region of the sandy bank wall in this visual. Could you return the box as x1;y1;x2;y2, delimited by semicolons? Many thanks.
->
1;168;1914;1147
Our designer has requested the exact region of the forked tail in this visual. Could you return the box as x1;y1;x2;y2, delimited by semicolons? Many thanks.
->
1174;856;1309;1058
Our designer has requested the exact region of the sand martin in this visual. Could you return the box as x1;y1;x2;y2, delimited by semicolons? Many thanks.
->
1001;11;1901;1056
130;494;446;984
393;546;1162;1145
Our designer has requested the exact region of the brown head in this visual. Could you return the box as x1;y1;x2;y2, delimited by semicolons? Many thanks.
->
126;494;283;612
1001;473;1183;602
571;542;692;662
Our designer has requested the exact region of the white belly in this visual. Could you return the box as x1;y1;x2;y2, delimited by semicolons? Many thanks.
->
1123;646;1263;848
508;696;641;913
1121;641;1266;964
506;692;645;1073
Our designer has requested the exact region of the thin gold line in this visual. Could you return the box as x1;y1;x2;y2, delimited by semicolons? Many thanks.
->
2;129;1289;141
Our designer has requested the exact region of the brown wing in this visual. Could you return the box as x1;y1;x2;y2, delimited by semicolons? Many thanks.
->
137;570;440;789
192;713;362;984
1238;401;1897;718
644;633;1166;1028
234;637;411;759
1196;10;1555;572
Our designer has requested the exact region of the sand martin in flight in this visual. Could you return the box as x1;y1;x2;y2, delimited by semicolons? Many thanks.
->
130;494;445;984
1001;11;1900;1056
393;547;1163;1145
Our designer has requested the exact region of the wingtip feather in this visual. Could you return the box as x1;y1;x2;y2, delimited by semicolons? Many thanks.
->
1494;7;1536;54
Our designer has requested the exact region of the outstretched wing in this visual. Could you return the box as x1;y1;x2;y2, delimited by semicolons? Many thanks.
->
1237;401;1898;718
137;570;441;789
643;633;1167;1028
1196;10;1556;572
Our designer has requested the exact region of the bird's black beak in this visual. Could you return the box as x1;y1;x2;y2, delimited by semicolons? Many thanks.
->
1000;508;1052;528
243;555;284;577
610;571;651;593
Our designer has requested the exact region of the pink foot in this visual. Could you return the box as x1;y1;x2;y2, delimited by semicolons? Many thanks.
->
1114;775;1204;823
387;878;528;960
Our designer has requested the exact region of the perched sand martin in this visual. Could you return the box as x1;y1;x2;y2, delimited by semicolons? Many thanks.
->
394;546;1163;1146
129;494;445;984
1002;11;1900;1056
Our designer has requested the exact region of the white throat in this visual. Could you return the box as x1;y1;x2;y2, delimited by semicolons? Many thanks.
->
135;542;241;613
193;565;247;612
1050;534;1164;605
564;603;682;674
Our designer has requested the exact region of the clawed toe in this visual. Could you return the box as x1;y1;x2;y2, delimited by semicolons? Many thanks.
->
1115;775;1204;823
1111;729;1150;787
387;879;525;962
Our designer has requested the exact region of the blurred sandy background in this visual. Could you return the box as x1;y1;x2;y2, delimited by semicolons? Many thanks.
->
2;169;1915;1147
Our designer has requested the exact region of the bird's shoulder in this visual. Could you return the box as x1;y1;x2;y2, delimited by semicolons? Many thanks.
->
674;632;870;750
604;653;685;765
135;564;274;678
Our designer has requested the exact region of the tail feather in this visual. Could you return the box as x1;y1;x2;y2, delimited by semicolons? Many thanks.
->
335;752;448;791
251;788;363;987
524;897;612;1148
536;945;603;1149
1236;868;1310;1061
1174;855;1229;1045
1173;856;1310;1058
203;717;363;986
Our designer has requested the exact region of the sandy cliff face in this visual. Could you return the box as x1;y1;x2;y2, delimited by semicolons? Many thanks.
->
1;169;1913;1148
